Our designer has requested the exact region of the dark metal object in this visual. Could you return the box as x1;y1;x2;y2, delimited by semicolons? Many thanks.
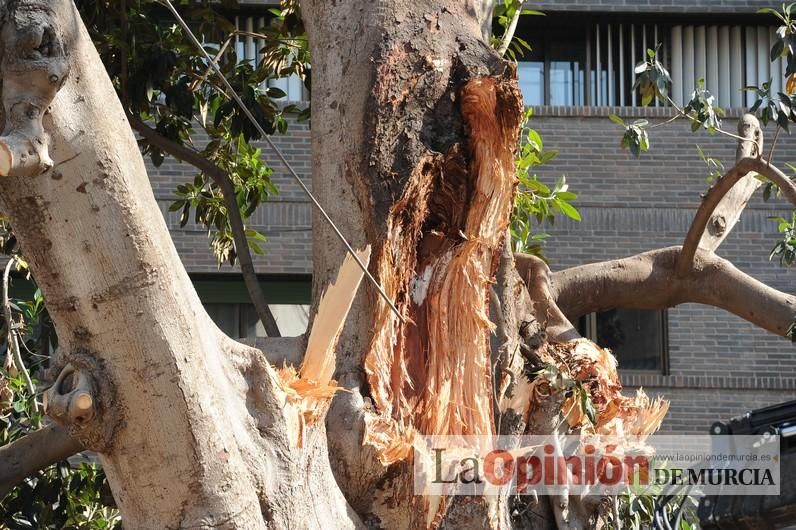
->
699;400;796;529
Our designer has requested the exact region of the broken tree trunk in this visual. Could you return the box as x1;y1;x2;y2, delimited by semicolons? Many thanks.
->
302;0;523;524
301;1;609;528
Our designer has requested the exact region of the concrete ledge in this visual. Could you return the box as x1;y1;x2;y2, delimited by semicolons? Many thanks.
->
622;373;796;390
530;105;749;118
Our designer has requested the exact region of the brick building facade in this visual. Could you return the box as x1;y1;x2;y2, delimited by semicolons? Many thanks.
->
148;1;796;433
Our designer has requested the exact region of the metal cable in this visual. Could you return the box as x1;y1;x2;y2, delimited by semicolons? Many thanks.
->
159;0;405;323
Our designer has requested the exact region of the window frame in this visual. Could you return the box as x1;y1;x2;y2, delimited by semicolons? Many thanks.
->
513;12;778;109
579;308;669;375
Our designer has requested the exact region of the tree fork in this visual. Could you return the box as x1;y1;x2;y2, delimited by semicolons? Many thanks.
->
677;156;796;276
677;115;796;276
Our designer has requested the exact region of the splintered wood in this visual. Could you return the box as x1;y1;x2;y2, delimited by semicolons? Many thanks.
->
360;75;668;470
363;76;523;464
278;246;371;446
538;339;669;438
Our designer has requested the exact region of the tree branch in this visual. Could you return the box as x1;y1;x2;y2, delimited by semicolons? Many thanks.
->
513;253;579;341
495;6;521;57
127;115;281;337
677;156;796;277
553;246;796;338
3;257;37;413
0;423;83;500
696;113;763;254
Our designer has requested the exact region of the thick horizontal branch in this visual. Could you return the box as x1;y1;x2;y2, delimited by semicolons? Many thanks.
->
553;246;796;338
678;157;796;277
0;423;83;500
127;115;281;337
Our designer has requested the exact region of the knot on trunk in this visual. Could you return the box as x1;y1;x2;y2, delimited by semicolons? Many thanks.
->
0;1;70;176
44;362;95;425
708;213;727;236
44;352;119;451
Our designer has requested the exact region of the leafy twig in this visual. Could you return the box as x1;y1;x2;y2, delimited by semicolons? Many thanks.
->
496;8;522;57
665;95;760;150
3;256;37;414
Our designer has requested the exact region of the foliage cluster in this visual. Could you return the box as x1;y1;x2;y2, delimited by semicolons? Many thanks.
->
79;0;308;267
0;284;118;530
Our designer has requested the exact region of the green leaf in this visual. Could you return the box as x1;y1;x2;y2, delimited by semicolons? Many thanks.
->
267;87;287;99
579;386;598;425
528;129;543;150
244;228;268;242
248;240;265;255
555;199;581;221
539;150;558;164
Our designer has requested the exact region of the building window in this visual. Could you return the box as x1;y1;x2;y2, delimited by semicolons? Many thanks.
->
669;24;785;107
193;275;311;338
205;302;309;338
515;25;587;106
234;14;309;103
515;15;780;108
578;309;668;373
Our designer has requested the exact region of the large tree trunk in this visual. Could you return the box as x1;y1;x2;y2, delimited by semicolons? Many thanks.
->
302;0;539;527
0;1;356;528
0;0;532;527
